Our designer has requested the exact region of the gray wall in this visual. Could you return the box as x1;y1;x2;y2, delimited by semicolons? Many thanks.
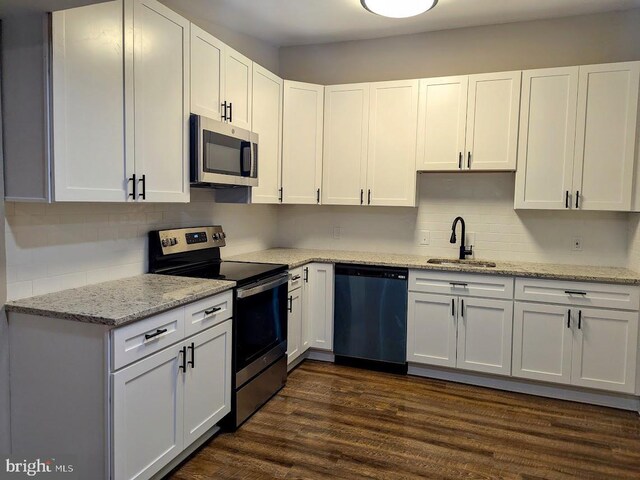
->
0;20;10;453
280;9;640;84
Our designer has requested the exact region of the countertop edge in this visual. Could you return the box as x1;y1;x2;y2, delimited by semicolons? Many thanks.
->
5;282;236;327
232;253;640;286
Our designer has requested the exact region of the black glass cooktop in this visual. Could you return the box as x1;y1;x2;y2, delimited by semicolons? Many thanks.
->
172;261;287;286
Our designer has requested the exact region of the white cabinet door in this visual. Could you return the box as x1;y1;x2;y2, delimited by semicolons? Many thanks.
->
322;83;369;205
190;24;225;121
127;0;190;202
573;62;640;211
512;302;573;385
282;81;324;204
456;297;513;376
367;80;419;207
51;0;128;202
306;263;334;351
223;46;252;130
183;321;232;447
416;76;468;171
571;308;638;393
251;64;283;204
287;287;302;364
465;71;521;171
407;292;457;368
112;343;184;480
514;67;579;209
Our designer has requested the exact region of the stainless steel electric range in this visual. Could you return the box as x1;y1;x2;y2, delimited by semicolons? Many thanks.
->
148;226;288;430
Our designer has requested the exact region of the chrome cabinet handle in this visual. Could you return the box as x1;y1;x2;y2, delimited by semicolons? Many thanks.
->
290;275;301;281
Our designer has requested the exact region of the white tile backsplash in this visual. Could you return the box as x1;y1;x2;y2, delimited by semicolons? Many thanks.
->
5;173;638;301
5;189;279;300
277;173;630;266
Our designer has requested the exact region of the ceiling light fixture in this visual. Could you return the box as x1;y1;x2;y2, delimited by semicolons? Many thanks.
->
360;0;438;19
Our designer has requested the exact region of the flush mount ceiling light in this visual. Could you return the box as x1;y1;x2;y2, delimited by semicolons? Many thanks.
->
360;0;438;18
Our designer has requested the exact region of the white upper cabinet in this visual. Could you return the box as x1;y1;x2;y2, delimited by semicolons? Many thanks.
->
323;80;419;207
573;62;640;211
465;71;521;171
223;46;253;130
367;80;419;207
322;83;370;206
251;64;283;204
51;0;128;202
514;67;578;209
190;24;225;121
416;72;520;172
281;80;324;204
416;76;468;171
516;61;640;211
126;0;190;203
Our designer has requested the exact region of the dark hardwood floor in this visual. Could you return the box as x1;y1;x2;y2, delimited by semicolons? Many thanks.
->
170;361;640;479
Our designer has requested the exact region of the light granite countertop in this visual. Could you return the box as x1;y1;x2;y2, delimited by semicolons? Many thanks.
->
227;248;640;286
5;274;236;326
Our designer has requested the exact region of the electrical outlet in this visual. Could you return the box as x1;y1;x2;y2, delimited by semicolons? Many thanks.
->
418;230;430;246
572;236;583;251
333;226;341;240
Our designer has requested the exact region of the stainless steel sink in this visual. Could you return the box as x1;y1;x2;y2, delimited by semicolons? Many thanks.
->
427;258;497;268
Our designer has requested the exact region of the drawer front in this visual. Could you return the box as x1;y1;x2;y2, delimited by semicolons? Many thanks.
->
515;278;640;311
112;307;185;371
409;270;514;299
288;267;304;292
184;290;234;337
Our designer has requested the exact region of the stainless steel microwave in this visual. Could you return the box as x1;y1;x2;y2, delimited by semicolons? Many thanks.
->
190;114;258;187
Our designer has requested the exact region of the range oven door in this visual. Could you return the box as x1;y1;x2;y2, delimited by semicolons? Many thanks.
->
190;114;258;187
234;273;288;386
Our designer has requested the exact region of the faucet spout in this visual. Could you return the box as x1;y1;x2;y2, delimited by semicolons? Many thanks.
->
450;216;473;260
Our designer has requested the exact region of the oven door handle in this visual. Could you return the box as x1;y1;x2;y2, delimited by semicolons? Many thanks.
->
236;273;289;299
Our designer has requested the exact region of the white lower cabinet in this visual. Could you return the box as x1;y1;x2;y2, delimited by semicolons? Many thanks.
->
304;263;335;351
407;291;513;375
112;343;185;480
112;319;231;480
183;323;232;446
407;292;457;368
287;286;303;364
512;302;573;384
513;280;639;394
457;297;513;376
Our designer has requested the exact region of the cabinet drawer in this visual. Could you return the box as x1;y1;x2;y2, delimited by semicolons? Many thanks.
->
288;267;303;291
112;308;185;371
515;278;640;311
184;290;233;337
409;270;514;299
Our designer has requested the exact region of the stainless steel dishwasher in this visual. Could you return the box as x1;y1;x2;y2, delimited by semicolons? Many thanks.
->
333;264;408;374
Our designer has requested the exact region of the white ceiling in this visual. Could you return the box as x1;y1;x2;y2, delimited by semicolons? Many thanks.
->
160;0;640;46
2;0;640;46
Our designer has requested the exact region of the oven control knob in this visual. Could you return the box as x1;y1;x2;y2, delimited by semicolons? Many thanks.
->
161;239;168;247
220;232;226;239
212;233;219;240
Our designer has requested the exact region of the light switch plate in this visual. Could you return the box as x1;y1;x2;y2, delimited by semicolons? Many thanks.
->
418;230;430;246
333;226;341;240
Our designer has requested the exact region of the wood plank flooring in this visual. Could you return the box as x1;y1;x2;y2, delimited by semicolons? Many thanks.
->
169;361;640;479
